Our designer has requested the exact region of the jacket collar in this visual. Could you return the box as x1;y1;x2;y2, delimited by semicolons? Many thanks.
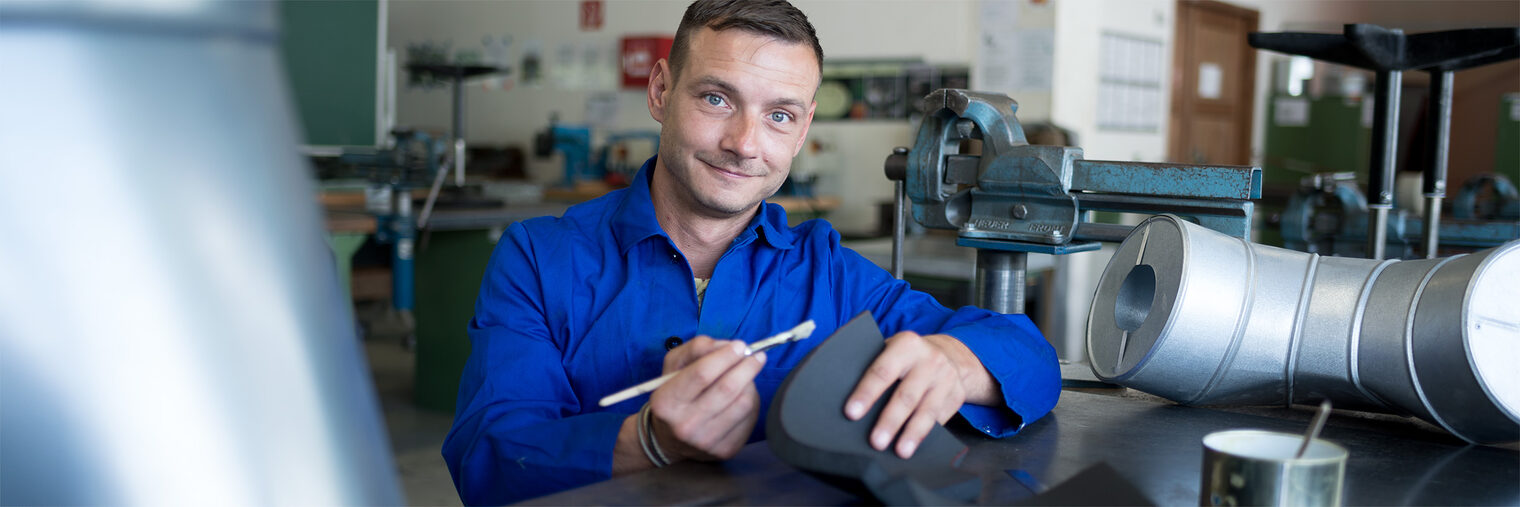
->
612;157;796;255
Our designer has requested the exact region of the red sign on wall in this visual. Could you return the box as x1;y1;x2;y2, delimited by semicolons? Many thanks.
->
580;0;603;31
621;36;674;89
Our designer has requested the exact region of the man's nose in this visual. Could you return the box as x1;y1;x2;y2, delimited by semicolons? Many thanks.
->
718;112;761;159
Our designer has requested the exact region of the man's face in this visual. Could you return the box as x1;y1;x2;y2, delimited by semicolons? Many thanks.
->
647;27;818;218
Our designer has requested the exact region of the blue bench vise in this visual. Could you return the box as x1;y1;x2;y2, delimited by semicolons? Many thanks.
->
883;89;1263;314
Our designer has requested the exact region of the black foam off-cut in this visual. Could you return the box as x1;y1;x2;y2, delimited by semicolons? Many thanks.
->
766;311;980;505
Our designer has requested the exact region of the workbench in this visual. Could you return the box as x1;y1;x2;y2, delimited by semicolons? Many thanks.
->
522;390;1519;505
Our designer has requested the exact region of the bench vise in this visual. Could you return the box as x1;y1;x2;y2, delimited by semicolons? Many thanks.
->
884;89;1263;314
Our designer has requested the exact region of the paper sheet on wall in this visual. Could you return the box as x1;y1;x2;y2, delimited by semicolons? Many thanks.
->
1097;32;1163;132
1273;97;1310;127
975;0;1053;92
1198;62;1223;99
585;92;619;128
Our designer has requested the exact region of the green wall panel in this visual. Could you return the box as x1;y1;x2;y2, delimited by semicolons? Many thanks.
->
279;0;378;147
1498;94;1519;180
1263;95;1372;188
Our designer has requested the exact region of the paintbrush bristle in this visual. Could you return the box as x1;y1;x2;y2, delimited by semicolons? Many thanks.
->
793;320;816;340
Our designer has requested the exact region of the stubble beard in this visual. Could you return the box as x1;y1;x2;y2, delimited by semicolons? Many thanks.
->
662;149;784;219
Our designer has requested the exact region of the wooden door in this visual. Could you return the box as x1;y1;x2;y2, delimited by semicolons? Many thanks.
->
1169;0;1258;165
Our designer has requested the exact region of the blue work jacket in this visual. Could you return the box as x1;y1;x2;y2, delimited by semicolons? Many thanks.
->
442;157;1060;505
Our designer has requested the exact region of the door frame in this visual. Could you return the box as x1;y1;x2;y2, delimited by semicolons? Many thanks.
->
1169;0;1259;165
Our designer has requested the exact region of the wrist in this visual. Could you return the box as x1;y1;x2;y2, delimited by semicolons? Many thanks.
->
613;413;652;476
926;333;1000;405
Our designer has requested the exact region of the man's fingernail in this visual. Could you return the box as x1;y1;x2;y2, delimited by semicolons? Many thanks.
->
732;341;748;356
871;431;890;450
752;351;767;363
898;439;918;458
846;401;864;420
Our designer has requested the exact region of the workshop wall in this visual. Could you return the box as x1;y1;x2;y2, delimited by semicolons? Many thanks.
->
1051;0;1175;162
378;0;1516;235
387;0;980;236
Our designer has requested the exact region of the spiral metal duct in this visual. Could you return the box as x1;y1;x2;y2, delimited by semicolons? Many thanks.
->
0;2;401;504
1086;215;1519;444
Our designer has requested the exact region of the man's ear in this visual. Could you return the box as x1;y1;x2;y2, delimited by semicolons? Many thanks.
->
792;101;818;157
647;59;672;124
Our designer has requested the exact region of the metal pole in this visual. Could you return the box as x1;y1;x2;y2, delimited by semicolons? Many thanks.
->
975;249;1027;314
1422;70;1454;259
884;146;910;280
452;70;466;186
393;186;415;314
892;181;905;280
1367;69;1402;260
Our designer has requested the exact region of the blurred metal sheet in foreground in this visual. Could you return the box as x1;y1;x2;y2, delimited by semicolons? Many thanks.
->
0;2;402;504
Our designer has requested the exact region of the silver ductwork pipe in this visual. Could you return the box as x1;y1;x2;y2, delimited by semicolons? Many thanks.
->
0;2;402;504
1086;215;1519;444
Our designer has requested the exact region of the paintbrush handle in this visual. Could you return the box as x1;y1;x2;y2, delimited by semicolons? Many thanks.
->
599;371;676;407
596;340;767;407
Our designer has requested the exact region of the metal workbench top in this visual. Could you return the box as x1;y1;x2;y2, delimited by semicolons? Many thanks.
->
523;390;1519;505
422;204;570;232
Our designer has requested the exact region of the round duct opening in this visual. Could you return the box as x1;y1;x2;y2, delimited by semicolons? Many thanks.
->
1466;244;1520;420
1115;264;1156;332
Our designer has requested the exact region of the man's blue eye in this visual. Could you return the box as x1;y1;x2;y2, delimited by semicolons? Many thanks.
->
770;112;791;123
705;95;724;106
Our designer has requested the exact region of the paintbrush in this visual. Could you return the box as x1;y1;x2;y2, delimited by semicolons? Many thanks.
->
597;320;817;407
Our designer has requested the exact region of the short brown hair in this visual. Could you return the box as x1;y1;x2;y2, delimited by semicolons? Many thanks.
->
668;0;823;80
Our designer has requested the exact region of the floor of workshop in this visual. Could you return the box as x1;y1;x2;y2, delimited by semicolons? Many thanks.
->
359;302;465;506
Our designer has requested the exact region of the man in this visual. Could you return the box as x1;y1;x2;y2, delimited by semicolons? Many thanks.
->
442;1;1059;504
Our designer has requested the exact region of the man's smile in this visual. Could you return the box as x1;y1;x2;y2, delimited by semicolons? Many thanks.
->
698;156;761;179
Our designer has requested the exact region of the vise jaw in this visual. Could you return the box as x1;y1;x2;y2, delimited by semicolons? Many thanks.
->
904;90;1082;244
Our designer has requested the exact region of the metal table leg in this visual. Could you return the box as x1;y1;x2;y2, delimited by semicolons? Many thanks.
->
1422;70;1454;259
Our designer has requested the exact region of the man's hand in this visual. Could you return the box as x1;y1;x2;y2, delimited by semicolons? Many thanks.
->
647;336;766;462
843;332;998;459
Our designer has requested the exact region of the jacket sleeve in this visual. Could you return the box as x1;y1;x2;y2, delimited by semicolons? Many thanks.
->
441;223;626;505
830;231;1061;438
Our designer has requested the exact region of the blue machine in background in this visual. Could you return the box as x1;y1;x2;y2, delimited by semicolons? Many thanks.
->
1282;172;1520;258
338;129;451;324
535;117;593;188
597;131;662;184
535;115;658;188
1453;173;1520;221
